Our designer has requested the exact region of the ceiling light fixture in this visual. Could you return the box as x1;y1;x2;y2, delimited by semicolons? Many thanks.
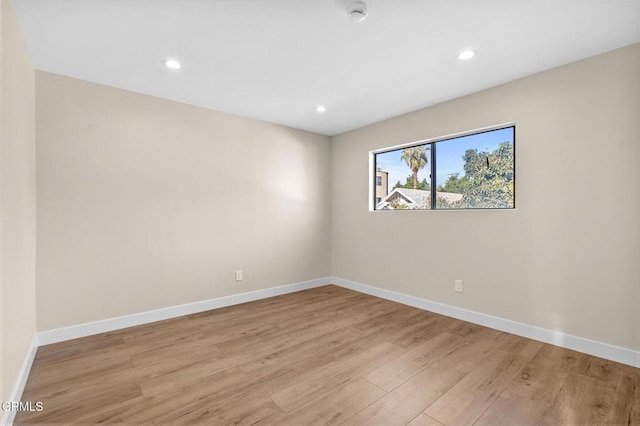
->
164;59;181;69
457;50;476;60
315;105;327;113
347;0;368;22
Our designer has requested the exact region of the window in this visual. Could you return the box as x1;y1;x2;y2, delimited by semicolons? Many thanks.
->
371;125;515;210
376;176;382;186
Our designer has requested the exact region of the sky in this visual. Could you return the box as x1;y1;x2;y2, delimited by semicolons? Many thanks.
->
375;127;514;191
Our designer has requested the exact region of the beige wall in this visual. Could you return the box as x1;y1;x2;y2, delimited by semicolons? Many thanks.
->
35;71;331;331
1;0;37;401
332;44;640;351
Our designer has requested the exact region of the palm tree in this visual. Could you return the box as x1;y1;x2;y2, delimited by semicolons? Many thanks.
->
400;146;428;189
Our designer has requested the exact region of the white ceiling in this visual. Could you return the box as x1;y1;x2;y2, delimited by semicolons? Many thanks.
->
13;0;640;136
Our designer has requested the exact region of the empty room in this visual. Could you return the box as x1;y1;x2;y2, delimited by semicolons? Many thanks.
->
1;0;639;424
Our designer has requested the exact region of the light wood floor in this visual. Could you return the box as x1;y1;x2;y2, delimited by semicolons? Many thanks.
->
16;285;640;425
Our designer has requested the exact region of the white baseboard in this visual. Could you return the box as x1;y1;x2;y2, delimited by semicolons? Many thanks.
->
38;277;331;346
1;336;39;426
331;277;640;369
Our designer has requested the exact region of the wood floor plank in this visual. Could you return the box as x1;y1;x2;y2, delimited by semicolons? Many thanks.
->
474;344;575;425
22;352;135;401
573;353;623;388
134;350;229;383
539;371;619;425
347;363;466;425
216;312;347;356
198;319;280;346
237;325;365;379
406;413;445;426
427;330;502;375
186;286;354;327
364;332;465;391
322;296;408;330
219;333;304;367
70;395;148;425
281;378;386;425
609;370;640;425
86;367;252;424
388;314;455;349
632;370;640;424
351;304;428;335
496;331;545;359
189;286;363;334
119;316;192;342
136;353;240;397
448;321;486;339
270;341;403;413
129;332;222;371
184;291;301;326
18;378;142;424
14;285;640;425
241;328;401;398
156;394;286;425
121;323;206;356
33;333;126;365
423;349;529;425
529;343;584;371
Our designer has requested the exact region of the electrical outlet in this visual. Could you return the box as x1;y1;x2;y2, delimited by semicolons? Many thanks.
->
235;270;243;282
454;279;463;293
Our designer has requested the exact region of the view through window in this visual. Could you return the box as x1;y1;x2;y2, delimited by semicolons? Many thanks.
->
373;126;515;210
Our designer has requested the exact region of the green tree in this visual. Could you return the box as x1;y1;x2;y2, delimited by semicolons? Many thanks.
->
400;146;428;189
459;141;514;208
394;175;430;191
387;198;408;210
436;196;455;209
437;173;469;194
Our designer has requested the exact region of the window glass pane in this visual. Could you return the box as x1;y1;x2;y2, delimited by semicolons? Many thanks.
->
435;127;514;209
375;144;431;210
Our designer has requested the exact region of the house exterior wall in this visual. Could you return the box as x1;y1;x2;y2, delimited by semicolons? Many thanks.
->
375;169;388;203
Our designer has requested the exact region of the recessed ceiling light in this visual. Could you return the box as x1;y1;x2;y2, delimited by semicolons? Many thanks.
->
164;59;181;69
457;50;476;60
315;105;327;113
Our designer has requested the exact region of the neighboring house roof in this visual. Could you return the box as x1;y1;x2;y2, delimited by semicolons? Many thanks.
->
376;188;463;210
394;188;430;208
